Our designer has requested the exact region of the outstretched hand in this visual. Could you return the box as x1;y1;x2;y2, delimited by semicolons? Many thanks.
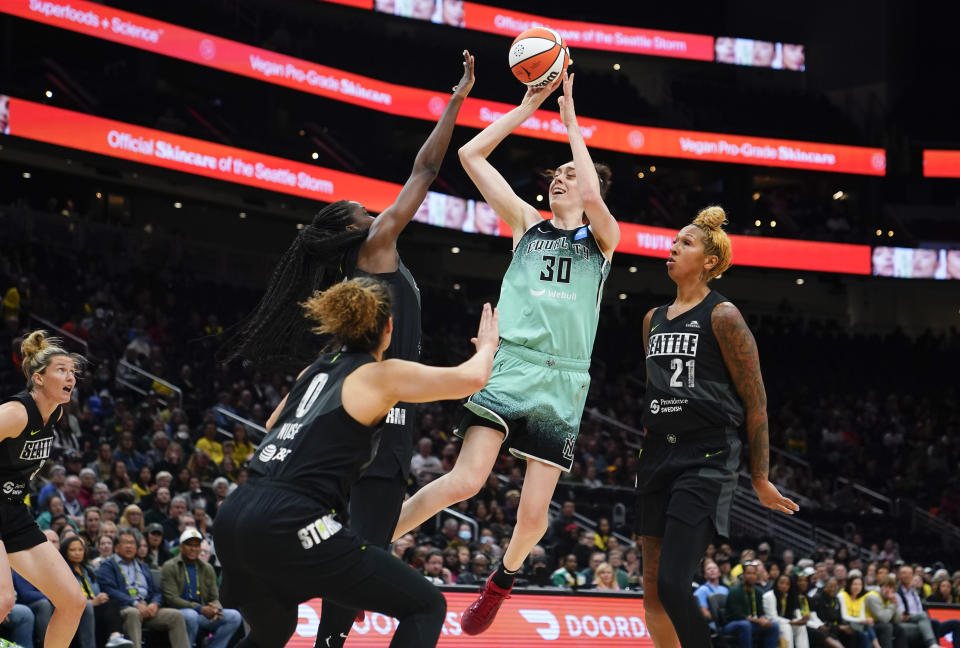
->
452;50;475;97
753;478;800;515
557;71;576;125
520;71;564;110
471;303;499;355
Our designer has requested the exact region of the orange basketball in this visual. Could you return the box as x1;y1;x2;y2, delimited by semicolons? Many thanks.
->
508;27;571;87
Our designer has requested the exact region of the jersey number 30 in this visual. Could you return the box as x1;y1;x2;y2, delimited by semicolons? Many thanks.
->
296;373;330;418
540;255;571;284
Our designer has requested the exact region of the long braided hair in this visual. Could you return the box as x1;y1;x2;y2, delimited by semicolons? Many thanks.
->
218;200;368;370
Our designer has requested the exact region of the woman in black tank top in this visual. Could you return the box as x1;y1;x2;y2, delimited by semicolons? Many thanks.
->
0;331;88;648
215;278;499;648
636;207;800;648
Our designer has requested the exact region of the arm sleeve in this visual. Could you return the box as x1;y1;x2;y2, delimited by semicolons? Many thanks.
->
694;586;710;610
839;593;858;623
763;591;785;621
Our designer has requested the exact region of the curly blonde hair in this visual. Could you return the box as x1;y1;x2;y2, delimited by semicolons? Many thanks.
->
691;206;732;281
301;277;392;352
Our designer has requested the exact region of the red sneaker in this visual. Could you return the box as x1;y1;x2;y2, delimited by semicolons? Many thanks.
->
461;572;513;635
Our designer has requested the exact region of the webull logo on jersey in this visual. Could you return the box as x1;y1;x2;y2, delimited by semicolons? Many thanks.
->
19;437;53;461
647;332;699;357
650;397;688;414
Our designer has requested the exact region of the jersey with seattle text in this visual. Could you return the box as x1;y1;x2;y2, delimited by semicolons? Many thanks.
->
641;291;745;434
0;392;60;502
248;351;383;516
497;221;611;361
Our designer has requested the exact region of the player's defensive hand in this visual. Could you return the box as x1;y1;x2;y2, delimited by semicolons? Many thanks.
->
752;478;799;515
471;303;499;355
557;71;576;125
453;50;475;97
520;73;564;110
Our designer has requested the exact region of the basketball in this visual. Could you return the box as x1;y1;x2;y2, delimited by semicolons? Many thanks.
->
509;27;571;87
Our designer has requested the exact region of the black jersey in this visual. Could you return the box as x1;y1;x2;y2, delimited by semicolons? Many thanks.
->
641;291;745;435
349;253;421;481
0;392;60;502
247;351;383;516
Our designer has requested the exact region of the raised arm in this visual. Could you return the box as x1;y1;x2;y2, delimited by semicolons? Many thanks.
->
344;304;499;425
711;302;798;515
557;72;619;259
458;77;562;245
358;50;475;273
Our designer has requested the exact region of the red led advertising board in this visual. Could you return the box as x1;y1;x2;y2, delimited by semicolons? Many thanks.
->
288;590;653;647
1;1;879;174
288;595;960;647
923;150;960;178
318;0;805;70
1;94;873;275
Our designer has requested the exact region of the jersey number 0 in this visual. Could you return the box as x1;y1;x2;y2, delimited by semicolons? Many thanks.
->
295;373;330;418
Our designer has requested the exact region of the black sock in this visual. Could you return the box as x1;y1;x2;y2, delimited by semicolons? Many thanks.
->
491;564;518;589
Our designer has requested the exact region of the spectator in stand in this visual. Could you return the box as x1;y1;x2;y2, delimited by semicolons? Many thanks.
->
725;562;779;648
36;495;77;532
879;541;899;563
431;518;460;549
118;505;145;534
895;564;939;648
162;495;189;542
442;548;461;580
36;464;66;509
211;477;231;511
92;483;111;508
108;462;134;506
548;500;577;542
795;572;842;648
12;567;55;646
101;502;120;524
96;528;189;648
131;467;153;503
592;562;620;591
391;533;414;562
811;563;830;597
927;576;955;604
62;475;84;522
695;560;728;627
552;554;586;589
718;554;736;587
61;536;134;648
410;437;443;485
88;444;114;482
80;507;101;551
155;443;185;478
143;523;172;569
593;518;612;551
144;487;171;526
608;550;631;590
114;433;146;473
421;550;448;585
815;578;857;648
195;422;224;466
160;528;242;648
0;597;35;647
835;565;850;592
865;575;900;648
839;575;881;648
144;431;169;469
231;426;254;465
623;547;641;587
77;468;97;509
764;574;807;648
579;550;607;585
186;450;219;482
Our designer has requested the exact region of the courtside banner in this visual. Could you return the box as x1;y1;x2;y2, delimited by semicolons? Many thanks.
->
4;97;403;211
1;0;883;175
2;94;872;274
288;590;653;647
923;150;960;178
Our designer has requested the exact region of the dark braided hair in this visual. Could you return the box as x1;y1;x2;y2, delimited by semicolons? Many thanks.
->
218;200;368;370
